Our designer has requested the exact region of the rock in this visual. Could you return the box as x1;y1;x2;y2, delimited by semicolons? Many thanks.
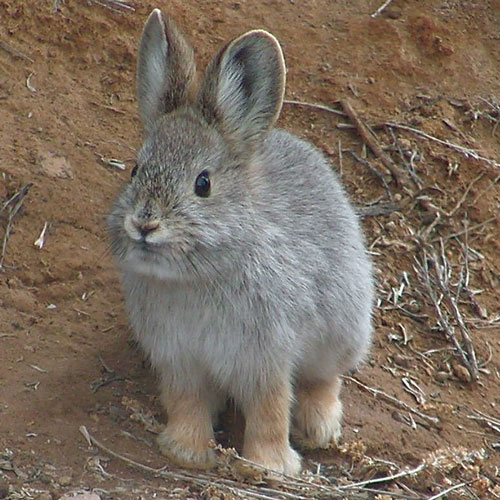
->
434;371;450;383
58;474;72;487
59;494;101;500
452;363;472;383
36;493;52;500
0;479;9;499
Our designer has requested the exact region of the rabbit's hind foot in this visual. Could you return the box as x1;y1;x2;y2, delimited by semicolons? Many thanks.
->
292;376;343;450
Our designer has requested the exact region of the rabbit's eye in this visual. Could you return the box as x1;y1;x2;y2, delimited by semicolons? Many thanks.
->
194;170;211;198
131;164;139;178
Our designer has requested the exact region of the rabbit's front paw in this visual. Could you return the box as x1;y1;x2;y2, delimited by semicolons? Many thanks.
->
157;426;216;470
292;377;343;449
238;444;302;477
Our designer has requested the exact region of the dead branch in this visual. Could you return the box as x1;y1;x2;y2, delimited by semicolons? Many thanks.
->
447;172;485;217
414;243;479;381
387;122;500;168
427;482;469;500
349;150;393;200
357;202;401;218
343;376;440;426
1;183;33;269
341;100;407;186
387;127;424;189
338;461;426;490
283;99;346;117
87;0;135;13
431;216;497;243
0;40;34;63
371;0;394;18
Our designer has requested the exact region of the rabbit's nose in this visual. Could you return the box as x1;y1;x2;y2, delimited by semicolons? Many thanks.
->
135;220;160;239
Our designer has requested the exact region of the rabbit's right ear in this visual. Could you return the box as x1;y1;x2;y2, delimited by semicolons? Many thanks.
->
137;9;197;135
198;30;286;152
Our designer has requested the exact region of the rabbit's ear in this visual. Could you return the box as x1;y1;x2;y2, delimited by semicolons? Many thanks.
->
137;9;197;134
198;30;285;150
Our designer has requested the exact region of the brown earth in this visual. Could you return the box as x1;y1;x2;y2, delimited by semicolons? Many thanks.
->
1;1;500;499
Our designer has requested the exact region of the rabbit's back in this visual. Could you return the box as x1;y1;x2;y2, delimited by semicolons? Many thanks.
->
255;129;373;374
261;129;361;246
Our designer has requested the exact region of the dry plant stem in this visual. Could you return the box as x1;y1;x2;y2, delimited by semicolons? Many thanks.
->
425;244;479;381
427;482;468;500
0;40;34;63
371;0;394;18
387;122;500;168
349;150;393;200
1;184;32;269
343;376;440;425
89;0;135;13
447;172;484;217
471;173;500;206
283;99;346;117
431;216;497;243
388;126;423;189
337;461;426;490
341;99;406;186
357;203;401;218
468;409;500;432
79;426;280;500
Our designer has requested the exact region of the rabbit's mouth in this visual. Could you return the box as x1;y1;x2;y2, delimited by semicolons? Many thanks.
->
130;240;166;263
121;241;190;281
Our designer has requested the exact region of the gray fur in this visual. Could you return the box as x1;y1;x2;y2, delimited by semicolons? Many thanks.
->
109;9;374;470
137;9;197;134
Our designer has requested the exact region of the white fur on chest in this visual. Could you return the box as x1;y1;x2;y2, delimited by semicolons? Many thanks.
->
121;271;295;397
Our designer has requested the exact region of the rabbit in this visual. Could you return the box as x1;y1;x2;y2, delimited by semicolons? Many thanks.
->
108;8;374;476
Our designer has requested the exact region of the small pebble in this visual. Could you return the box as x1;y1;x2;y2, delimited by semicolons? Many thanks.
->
452;363;472;383
435;371;450;383
0;479;9;499
58;475;72;487
386;9;402;19
393;353;411;368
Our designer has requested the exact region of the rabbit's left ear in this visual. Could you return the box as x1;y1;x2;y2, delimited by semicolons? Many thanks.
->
197;30;286;149
137;9;197;135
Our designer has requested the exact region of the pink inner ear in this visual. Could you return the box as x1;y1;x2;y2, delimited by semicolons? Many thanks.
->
197;30;285;149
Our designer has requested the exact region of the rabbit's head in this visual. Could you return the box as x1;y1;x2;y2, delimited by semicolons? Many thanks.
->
108;9;286;281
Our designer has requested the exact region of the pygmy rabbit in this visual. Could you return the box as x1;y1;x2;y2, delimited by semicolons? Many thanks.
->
108;8;374;475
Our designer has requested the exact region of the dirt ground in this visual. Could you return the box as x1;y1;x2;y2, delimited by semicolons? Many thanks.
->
1;1;500;499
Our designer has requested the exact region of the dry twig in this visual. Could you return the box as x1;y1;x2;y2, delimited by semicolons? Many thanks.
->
87;0;135;13
349;150;393;200
337;461;426;490
414;242;479;381
0;40;34;63
387;122;500;168
283;99;346;117
1;183;33;269
371;0;394;18
341;100;407;185
387;127;424;189
343;376;440;426
357;202;401;218
427;482;469;500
